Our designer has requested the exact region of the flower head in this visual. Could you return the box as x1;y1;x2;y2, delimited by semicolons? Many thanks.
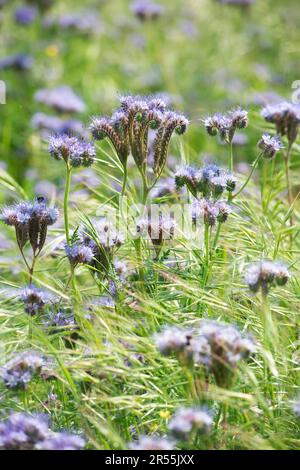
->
35;86;85;114
204;108;248;143
258;134;284;159
20;285;55;316
48;135;95;167
168;407;213;441
245;260;290;294
0;413;49;450
0;351;44;389
261;101;300;145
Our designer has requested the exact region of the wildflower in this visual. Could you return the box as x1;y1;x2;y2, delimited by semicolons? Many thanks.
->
46;11;102;35
261;101;300;145
197;320;256;387
168;407;213;441
65;242;94;266
35;86;85;114
130;0;165;21
154;326;199;365
114;260;128;279
175;164;236;198
258;134;284;159
14;6;37;25
192;199;231;227
36;433;85;450
20;284;55;316
0;54;33;71
204;108;248;143
31;113;84;137
137;213;175;256
90;95;188;192
0;413;49;450
0;351;44;389
130;436;174;450
245;260;290;294
292;396;300;418
48;134;95;167
44;311;76;330
0;198;58;254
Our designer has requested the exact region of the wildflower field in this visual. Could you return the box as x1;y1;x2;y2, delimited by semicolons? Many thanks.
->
1;0;300;452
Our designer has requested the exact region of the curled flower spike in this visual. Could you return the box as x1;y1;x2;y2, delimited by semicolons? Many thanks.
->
168;407;213;441
90;95;188;200
204;108;248;143
258;134;284;159
245;260;290;294
0;351;44;390
175;164;236;198
129;436;174;450
261;101;300;146
20;285;55;316
48;134;95;168
0;197;58;254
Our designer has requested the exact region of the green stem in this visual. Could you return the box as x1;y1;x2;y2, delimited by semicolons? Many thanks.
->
202;223;210;287
232;152;263;200
212;222;222;251
228;141;233;172
64;164;72;244
121;164;127;197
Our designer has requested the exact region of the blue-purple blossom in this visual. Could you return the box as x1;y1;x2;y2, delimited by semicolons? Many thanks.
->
20;285;55;316
48;134;95;167
168;407;213;440
14;6;37;25
130;0;165;21
258;134;284;159
35;86;86;114
36;432;85;450
0;54;33;71
0;351;44;389
245;260;290;294
65;242;94;266
261;101;300;144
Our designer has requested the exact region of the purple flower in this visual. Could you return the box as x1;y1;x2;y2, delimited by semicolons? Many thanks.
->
130;0;165;21
48;134;95;167
20;284;55;316
65;242;94;266
35;86;86;114
0;54;33;71
36;433;85;450
168;407;213;440
258;134;284;159
0;413;49;450
14;6;37;26
0;351;44;389
245;260;290;294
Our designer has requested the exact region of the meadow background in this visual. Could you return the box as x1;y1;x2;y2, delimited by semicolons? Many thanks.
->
0;0;300;450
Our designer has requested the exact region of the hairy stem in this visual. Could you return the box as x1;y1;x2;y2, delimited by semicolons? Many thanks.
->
232;152;263;200
64;164;72;244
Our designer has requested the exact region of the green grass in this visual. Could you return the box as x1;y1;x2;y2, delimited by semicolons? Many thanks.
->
1;0;300;450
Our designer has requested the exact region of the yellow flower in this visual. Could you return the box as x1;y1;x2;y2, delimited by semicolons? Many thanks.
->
159;410;170;419
45;45;59;58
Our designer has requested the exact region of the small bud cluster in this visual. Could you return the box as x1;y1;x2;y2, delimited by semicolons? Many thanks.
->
20;285;55;316
258;134;284;159
90;95;187;181
245;260;290;294
168;407;213;441
155;320;256;387
48;134;95;167
175;164;236;199
204;108;248;143
192;199;231;226
0;197;58;253
0;351;44;389
0;413;85;450
261;101;300;145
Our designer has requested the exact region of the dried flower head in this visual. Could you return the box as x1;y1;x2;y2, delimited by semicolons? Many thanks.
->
245;260;290;294
258;134;284;159
168;407;213;441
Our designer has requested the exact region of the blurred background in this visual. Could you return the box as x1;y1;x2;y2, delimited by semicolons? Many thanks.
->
0;0;299;187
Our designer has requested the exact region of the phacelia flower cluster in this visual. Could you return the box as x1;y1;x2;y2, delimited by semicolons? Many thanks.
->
20;284;55;316
204;108;248;143
258;134;284;159
168;407;213;441
192;199;231;226
0;413;85;450
0;351;44;389
245;260;290;294
48;134;96;168
136;214;176;256
90;95;188;181
175;164;236;198
130;0;165;21
261;101;300;145
0;197;58;253
66;219;124;275
155;320;256;387
129;436;174;450
35;86;86;114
